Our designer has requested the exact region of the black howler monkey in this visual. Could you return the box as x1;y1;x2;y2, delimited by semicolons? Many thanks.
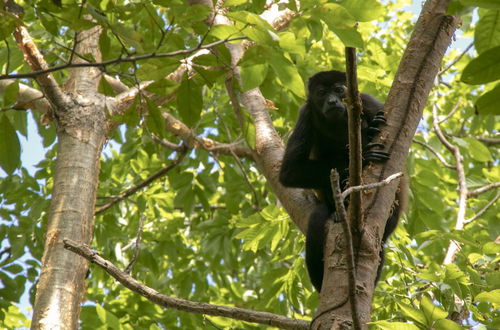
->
279;70;402;292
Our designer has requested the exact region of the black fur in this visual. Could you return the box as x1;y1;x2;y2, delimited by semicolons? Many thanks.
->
279;70;400;292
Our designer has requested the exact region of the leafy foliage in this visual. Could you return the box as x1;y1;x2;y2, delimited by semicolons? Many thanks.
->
0;0;498;329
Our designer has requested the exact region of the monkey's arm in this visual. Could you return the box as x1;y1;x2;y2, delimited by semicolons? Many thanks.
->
279;106;332;189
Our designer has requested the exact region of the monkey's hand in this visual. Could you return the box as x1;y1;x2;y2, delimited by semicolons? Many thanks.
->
364;111;389;162
366;110;386;137
363;142;390;162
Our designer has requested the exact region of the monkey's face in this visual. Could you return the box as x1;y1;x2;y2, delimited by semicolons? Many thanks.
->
311;83;347;122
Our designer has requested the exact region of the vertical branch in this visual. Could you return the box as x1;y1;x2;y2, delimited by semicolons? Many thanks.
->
345;47;363;232
330;170;360;330
432;104;468;264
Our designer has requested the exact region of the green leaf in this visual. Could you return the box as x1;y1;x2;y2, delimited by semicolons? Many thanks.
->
208;25;242;40
483;241;500;254
243;113;256;149
397;302;427;325
444;264;467;281
278;32;306;56
110;24;144;53
421;296;448;322
240;64;268;91
339;0;384;22
0;9;23;40
461;137;493;162
0;114;21;174
332;27;365;48
461;45;500;84
176;75;203;127
225;0;247;6
99;32;112;61
315;4;355;29
475;289;500;304
269;55;305;98
145;98;166;137
433;319;466;330
185;5;212;22
460;0;500;9
227;11;277;44
369;321;420;330
475;82;500;115
2;80;19;108
39;12;59;36
96;304;121;330
474;10;500;53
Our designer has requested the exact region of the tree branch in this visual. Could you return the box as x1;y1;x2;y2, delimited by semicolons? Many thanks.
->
345;47;364;239
0;37;246;81
412;139;455;169
467;182;500;198
8;3;69;109
161;112;254;159
432;104;468;265
342;173;404;200
330;170;360;330
62;239;309;330
464;192;500;224
0;80;51;113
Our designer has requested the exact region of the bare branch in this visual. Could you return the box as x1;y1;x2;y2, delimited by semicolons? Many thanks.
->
345;47;363;239
467;182;500;198
432;104;468;265
342;173;404;200
437;98;461;124
412;139;455;169
124;215;145;274
8;4;69;109
63;239;309;330
0;37;246;81
0;80;51;112
475;136;500;146
439;42;473;75
465;192;500;224
150;134;186;151
161;112;254;159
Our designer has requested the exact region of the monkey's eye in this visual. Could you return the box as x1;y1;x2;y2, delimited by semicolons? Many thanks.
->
317;88;327;96
334;86;345;94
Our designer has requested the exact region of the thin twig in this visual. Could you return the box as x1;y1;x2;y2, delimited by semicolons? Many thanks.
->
464;192;500;224
467;182;500;198
412;139;455;169
0;37;246;80
62;239;309;330
437;98;461;124
341;173;403;200
124;215;146;274
433;104;468;265
439;42;473;75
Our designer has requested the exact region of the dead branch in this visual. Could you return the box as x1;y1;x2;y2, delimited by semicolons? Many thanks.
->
342;173;404;200
63;239;309;330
